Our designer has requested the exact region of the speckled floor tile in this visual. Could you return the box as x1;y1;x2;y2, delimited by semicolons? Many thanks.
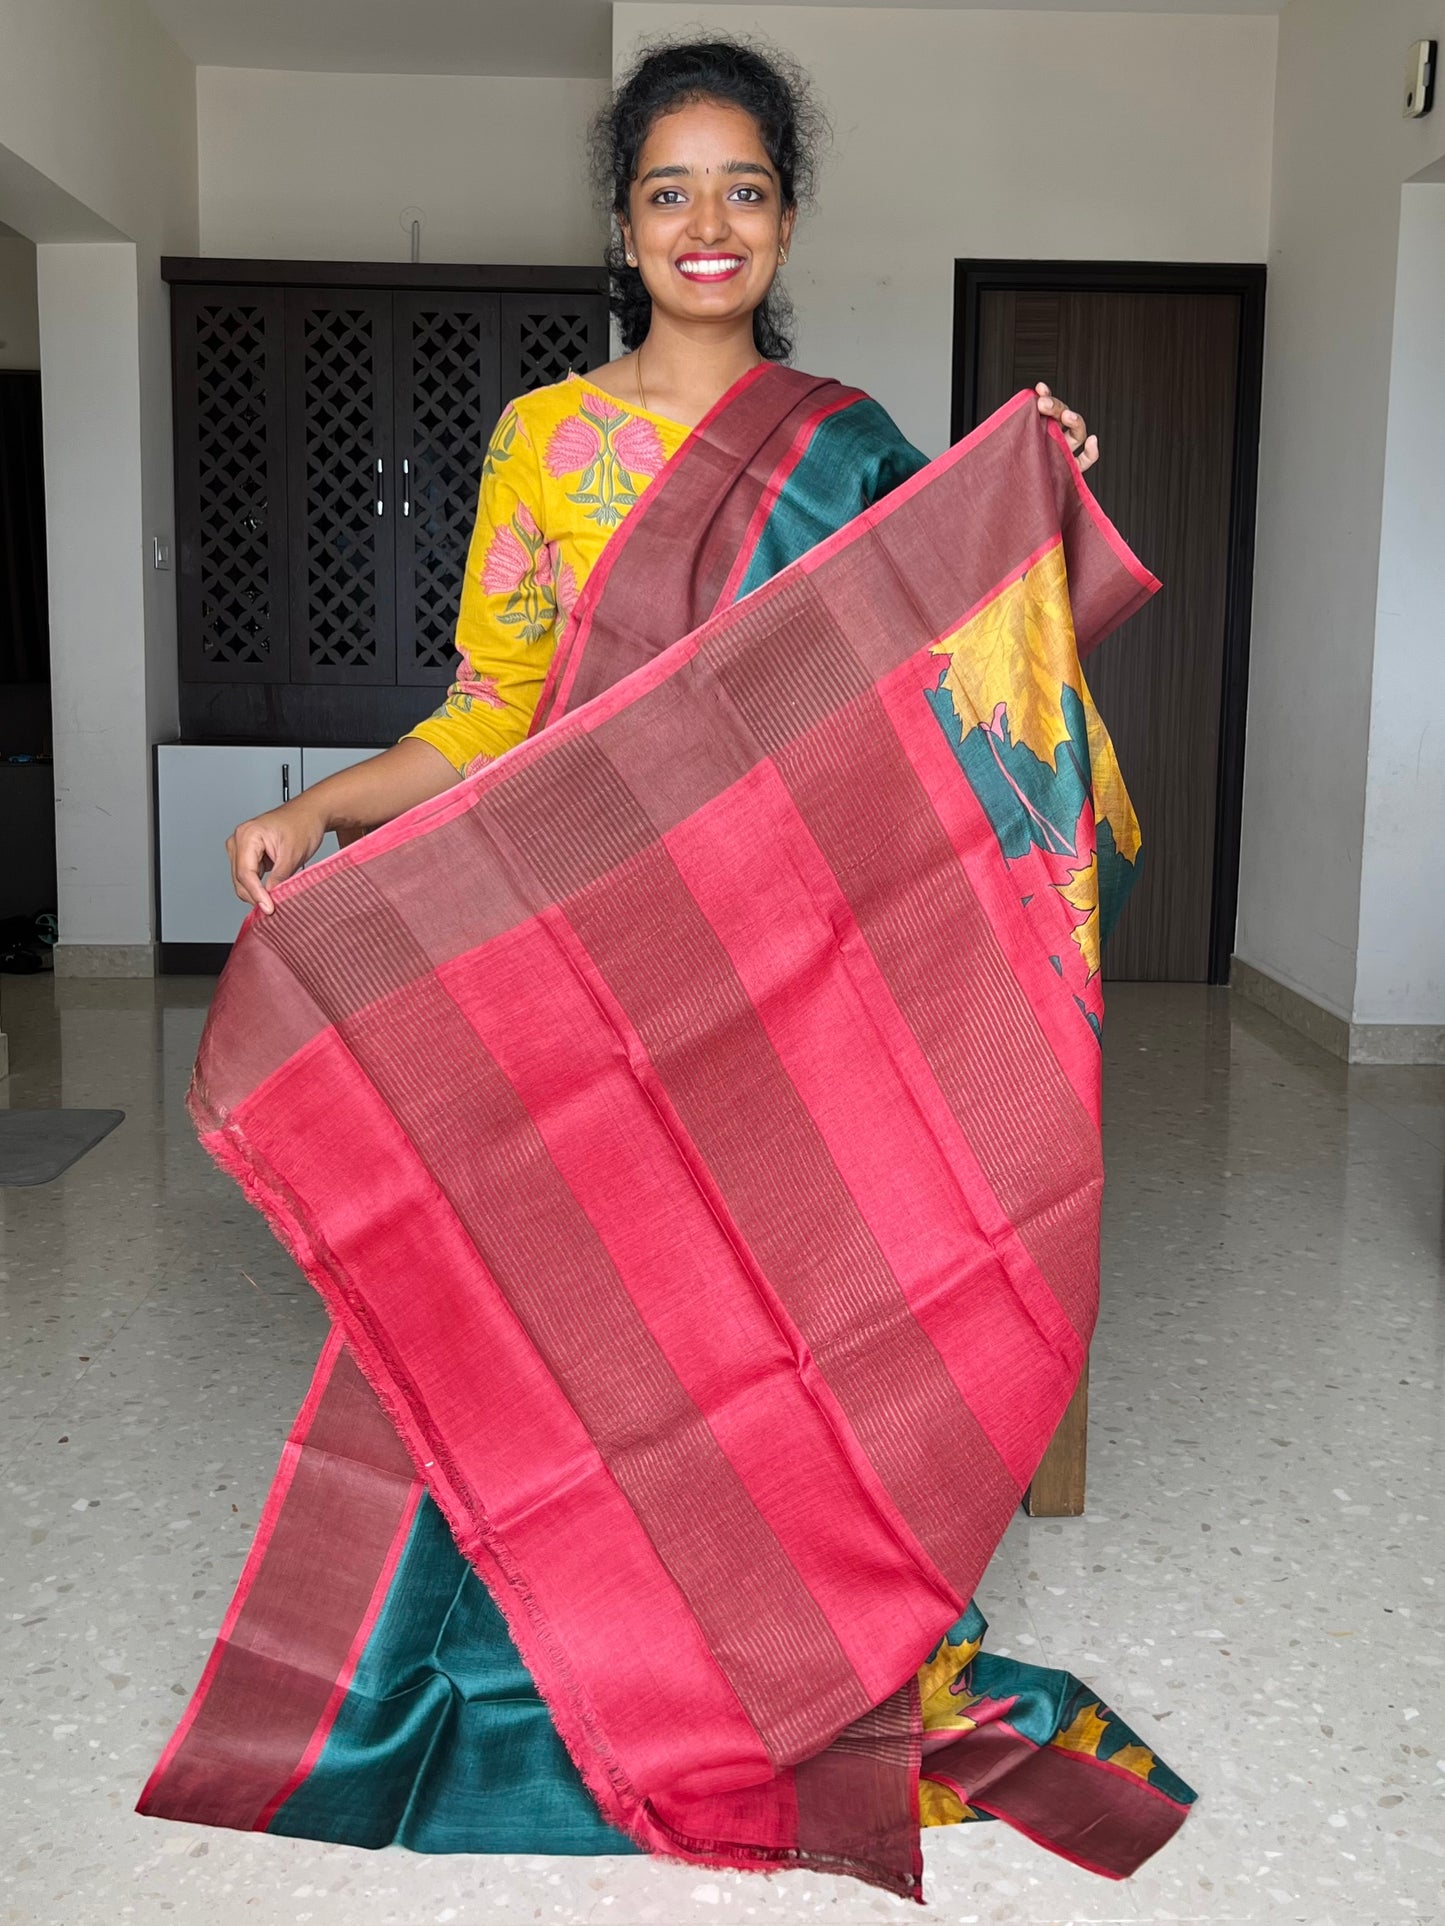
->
1;975;1441;1925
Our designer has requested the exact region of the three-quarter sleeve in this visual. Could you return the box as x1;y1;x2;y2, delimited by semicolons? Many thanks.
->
405;404;559;775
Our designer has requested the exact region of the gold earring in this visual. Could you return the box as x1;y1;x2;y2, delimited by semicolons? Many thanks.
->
626;253;637;267
779;247;788;264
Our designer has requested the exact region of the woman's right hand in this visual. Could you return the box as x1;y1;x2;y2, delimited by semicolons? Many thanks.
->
224;739;462;917
227;799;328;915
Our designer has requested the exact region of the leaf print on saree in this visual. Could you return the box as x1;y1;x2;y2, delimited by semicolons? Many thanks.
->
544;393;666;528
917;1602;1196;1827
924;542;1141;1040
481;502;556;645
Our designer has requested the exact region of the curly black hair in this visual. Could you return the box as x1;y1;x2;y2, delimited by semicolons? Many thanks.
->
590;38;826;362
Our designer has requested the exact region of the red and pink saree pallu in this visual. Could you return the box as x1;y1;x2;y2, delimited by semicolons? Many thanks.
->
141;374;1194;1897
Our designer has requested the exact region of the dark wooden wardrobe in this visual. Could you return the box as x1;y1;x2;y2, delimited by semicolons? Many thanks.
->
163;259;610;748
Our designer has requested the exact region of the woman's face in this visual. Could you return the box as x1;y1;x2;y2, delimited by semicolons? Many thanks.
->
621;97;796;336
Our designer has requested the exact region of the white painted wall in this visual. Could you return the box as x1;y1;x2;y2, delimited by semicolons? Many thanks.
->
0;231;39;367
1236;0;1445;1025
0;0;196;249
37;246;150;947
0;0;197;963
1353;182;1445;1028
614;5;1277;454
198;68;609;264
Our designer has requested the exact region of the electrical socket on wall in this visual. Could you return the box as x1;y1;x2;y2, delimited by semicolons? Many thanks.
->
1405;40;1436;119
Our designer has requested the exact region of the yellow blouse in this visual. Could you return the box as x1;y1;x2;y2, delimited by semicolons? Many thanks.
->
407;373;690;776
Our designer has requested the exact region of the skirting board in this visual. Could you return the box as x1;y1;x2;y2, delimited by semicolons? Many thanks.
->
1231;957;1445;1065
52;943;158;980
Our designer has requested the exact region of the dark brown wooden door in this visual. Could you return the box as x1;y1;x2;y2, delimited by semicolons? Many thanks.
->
965;272;1261;981
284;289;397;686
392;294;502;689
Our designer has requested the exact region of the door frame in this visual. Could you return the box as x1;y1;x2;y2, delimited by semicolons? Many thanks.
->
951;259;1266;985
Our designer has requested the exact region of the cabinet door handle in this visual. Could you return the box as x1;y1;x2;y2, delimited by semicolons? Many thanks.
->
375;456;384;517
281;761;291;803
402;456;411;518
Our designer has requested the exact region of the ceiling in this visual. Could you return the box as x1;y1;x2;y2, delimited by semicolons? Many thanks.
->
146;0;1286;82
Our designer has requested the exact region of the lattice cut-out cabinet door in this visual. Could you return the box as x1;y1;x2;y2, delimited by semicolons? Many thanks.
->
173;288;290;682
284;290;397;685
500;294;609;402
393;294;502;688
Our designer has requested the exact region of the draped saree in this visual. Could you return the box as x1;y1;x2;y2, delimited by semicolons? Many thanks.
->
139;369;1195;1898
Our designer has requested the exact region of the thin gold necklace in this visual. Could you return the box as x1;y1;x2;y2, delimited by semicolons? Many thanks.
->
636;347;766;420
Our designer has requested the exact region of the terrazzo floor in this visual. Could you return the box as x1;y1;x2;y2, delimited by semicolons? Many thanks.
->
0;973;1441;1926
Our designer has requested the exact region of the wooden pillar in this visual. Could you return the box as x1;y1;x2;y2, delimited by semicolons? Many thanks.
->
1024;1358;1088;1517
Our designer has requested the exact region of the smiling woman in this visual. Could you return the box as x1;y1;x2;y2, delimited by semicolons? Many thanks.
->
162;31;1186;1905
223;38;1097;905
593;38;818;378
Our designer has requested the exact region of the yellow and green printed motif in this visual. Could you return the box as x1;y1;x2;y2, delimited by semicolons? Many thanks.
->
925;543;1141;1033
919;1601;1197;1826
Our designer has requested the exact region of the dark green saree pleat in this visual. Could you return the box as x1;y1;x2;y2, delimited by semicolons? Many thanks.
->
735;399;928;599
268;1497;639;1854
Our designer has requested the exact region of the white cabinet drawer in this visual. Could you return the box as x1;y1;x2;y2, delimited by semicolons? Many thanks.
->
157;744;299;944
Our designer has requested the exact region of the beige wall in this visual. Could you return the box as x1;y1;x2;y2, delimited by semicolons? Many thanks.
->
0;0;197;962
1237;0;1445;1026
0;231;39;368
614;4;1277;454
37;245;151;948
0;0;196;249
1353;180;1445;1029
198;68;609;265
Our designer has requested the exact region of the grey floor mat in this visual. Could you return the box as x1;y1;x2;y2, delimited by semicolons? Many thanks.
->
0;1109;125;1185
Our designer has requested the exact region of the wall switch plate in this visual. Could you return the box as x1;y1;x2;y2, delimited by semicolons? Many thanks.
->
1405;39;1436;118
153;535;172;571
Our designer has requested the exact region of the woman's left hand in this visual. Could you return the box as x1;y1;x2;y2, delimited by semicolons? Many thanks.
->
1035;383;1099;473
